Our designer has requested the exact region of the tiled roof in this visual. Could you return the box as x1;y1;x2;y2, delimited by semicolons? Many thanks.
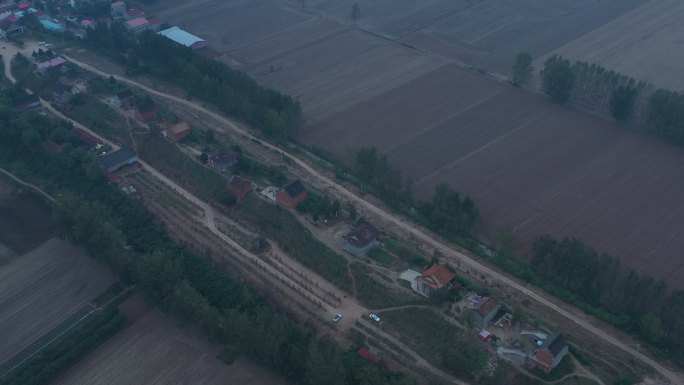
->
417;264;455;290
283;179;305;198
343;223;380;248
476;297;499;317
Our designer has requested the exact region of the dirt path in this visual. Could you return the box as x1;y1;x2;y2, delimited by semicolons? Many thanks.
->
58;53;684;385
0;168;57;204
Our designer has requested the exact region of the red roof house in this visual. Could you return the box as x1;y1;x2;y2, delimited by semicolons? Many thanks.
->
276;179;308;208
165;121;191;142
415;264;456;298
135;102;156;122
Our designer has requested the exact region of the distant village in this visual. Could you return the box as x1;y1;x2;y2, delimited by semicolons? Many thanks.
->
1;0;205;49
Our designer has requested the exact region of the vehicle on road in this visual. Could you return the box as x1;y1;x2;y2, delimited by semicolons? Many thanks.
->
369;313;380;323
332;314;342;323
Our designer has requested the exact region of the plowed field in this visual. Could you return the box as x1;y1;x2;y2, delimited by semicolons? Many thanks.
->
52;309;289;385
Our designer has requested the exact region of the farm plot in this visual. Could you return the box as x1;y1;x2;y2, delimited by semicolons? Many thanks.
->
51;309;290;385
306;63;684;289
538;0;684;91
0;238;115;365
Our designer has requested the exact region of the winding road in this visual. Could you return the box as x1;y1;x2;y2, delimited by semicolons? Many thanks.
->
57;53;683;385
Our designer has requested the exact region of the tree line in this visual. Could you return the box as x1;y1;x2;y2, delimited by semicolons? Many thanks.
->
0;307;125;385
82;22;302;141
349;147;479;238
0;90;412;385
537;54;684;145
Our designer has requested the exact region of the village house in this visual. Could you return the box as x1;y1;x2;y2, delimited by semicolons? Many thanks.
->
110;0;126;18
525;333;569;373
124;8;145;20
12;94;41;112
227;176;252;202
158;26;207;50
415;264;455;298
135;102;157;122
36;56;67;76
208;150;240;172
125;16;148;33
470;297;501;329
113;89;134;108
0;20;23;37
80;19;94;29
276;179;308;208
357;347;381;365
165;121;192;142
53;84;74;105
100;148;137;173
343;222;381;257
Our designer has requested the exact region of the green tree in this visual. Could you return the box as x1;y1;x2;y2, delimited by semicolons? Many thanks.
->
610;85;638;121
305;338;345;385
638;312;664;343
512;53;533;87
348;203;358;220
351;2;361;24
541;55;574;103
493;225;516;259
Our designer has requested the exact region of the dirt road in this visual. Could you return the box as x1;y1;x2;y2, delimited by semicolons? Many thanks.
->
60;54;683;385
0;168;57;204
2;47;467;385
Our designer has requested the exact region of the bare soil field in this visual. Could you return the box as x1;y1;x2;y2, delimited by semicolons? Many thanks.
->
51;309;290;385
281;0;646;72
538;0;684;91
0;238;115;365
310;63;684;289
0;188;54;254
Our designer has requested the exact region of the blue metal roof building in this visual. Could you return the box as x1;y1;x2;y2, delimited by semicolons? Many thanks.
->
158;26;206;50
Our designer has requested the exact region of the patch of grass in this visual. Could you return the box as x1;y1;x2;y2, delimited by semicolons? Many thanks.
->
367;247;394;266
217;347;241;365
234;196;352;293
352;263;421;309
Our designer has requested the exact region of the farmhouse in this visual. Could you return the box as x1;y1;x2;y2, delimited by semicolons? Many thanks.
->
158;26;206;50
125;17;148;32
100;148;137;172
343;222;381;257
72;127;99;148
135;102;156;122
526;333;569;373
276;179;308;208
470;297;500;328
165;121;191;142
227;176;252;202
415;264;455;298
208;150;239;172
37;56;67;74
12;94;40;112
110;0;126;17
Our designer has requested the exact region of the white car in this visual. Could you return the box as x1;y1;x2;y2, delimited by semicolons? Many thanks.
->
369;313;381;323
332;314;342;323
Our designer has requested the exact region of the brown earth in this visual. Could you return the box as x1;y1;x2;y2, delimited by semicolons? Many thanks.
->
51;308;290;385
538;0;684;92
0;238;115;365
